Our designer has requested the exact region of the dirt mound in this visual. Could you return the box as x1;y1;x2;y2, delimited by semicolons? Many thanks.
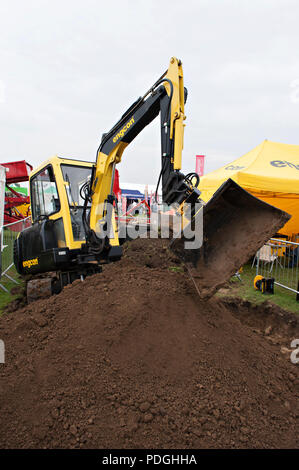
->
0;239;298;448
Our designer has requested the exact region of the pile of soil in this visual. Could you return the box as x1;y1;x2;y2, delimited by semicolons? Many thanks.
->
0;238;298;449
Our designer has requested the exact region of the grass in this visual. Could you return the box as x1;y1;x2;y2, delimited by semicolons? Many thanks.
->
0;267;25;315
168;266;184;273
217;264;299;314
0;225;26;315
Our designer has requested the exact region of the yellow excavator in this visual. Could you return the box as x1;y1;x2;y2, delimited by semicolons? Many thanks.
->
14;57;289;298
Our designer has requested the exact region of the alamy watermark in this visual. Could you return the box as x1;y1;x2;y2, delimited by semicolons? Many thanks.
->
290;339;299;364
94;201;204;250
0;339;5;364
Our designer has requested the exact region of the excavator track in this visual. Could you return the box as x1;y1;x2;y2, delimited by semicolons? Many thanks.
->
26;278;53;303
25;266;102;303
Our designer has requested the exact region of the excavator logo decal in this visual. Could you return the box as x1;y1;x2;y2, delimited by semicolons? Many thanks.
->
23;258;39;269
113;117;135;143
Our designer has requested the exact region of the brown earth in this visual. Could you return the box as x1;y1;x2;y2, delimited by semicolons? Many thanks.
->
0;238;298;449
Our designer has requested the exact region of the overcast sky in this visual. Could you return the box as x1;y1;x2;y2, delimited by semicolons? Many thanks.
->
1;0;299;184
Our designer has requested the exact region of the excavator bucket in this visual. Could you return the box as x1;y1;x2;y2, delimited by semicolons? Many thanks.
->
170;179;291;298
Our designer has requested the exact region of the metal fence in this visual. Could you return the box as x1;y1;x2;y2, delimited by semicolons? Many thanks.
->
0;217;31;292
253;238;299;300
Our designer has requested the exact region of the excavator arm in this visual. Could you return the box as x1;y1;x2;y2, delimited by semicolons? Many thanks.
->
83;57;201;253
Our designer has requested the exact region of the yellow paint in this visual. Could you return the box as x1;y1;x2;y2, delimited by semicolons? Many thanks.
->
163;57;185;170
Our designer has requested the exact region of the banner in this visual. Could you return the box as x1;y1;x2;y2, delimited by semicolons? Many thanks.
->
195;155;205;177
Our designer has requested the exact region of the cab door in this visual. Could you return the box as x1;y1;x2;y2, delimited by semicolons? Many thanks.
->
14;164;69;275
30;165;67;249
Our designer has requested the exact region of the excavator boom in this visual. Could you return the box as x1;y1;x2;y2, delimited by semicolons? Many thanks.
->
83;57;198;255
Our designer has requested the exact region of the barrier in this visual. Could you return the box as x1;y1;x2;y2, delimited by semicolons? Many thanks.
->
254;238;299;300
0;165;5;279
0;217;31;292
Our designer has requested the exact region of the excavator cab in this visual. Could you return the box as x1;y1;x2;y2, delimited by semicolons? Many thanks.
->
14;157;101;279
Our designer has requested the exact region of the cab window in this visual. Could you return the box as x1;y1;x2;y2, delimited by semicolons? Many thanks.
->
61;164;91;208
31;166;60;221
61;164;92;241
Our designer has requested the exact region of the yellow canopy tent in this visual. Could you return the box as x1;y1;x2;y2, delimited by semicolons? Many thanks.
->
198;140;299;237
